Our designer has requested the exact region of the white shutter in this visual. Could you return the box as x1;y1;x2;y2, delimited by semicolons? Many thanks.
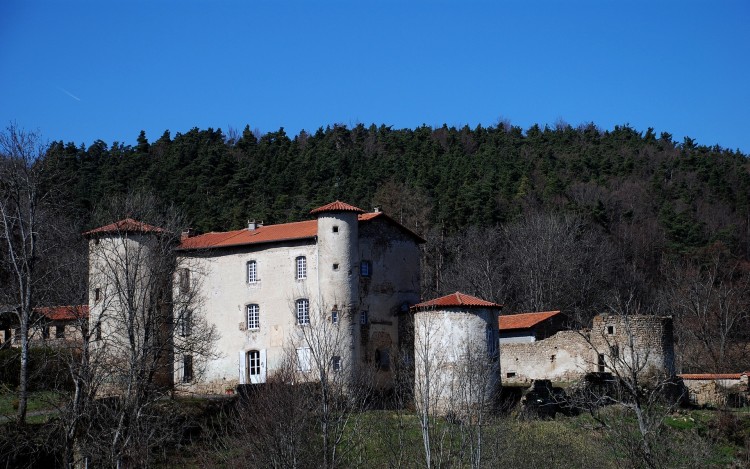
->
238;351;246;384
259;349;267;383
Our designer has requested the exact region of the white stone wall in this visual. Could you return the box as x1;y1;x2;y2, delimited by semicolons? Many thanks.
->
180;240;319;392
413;307;499;413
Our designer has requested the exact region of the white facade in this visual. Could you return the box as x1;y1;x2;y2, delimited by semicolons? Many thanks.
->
177;203;423;393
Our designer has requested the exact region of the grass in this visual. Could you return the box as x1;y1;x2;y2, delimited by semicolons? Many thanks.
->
0;390;65;419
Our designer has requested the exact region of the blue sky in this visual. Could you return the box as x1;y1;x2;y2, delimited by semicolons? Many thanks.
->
1;0;748;153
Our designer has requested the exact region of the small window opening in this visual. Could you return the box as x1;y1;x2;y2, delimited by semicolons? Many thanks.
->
42;326;50;339
360;260;371;277
550;354;556;362
506;372;516;378
360;311;368;325
331;356;341;372
55;325;65;339
183;355;194;383
598;353;606;372
332;226;339;233
607;325;614;335
331;310;339;324
333;263;339;270
94;288;101;303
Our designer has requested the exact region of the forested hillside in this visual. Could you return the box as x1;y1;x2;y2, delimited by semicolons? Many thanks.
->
37;122;750;373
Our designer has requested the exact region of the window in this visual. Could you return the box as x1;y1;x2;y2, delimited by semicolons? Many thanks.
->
360;260;371;277
506;372;516;378
42;326;50;339
180;310;193;337
179;269;190;293
247;350;261;378
607;325;614;335
296;256;307;280
331;310;339;324
610;344;619;359
95;322;102;341
597;353;606;373
375;349;390;371
333;263;339;271
55;325;65;339
183;355;193;383
247;260;258;283
94;288;101;303
550;354;556;362
296;299;310;325
247;304;260;330
360;311;368;325
331;356;341;372
297;347;311;372
332;226;339;233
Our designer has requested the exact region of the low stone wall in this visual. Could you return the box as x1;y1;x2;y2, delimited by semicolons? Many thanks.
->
681;374;749;408
500;331;593;384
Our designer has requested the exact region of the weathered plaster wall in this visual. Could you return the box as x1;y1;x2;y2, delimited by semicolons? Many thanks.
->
413;307;499;413
500;331;593;383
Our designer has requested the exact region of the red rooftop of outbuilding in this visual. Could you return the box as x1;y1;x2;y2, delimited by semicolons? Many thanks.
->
310;200;365;215
412;292;503;310
679;372;748;381
83;218;165;236
35;305;89;321
499;310;562;331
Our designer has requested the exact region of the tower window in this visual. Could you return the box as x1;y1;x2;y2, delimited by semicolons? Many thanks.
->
332;226;339;233
360;311;368;325
360;260;371;277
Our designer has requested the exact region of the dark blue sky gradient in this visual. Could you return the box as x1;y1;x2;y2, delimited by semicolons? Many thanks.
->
1;0;748;152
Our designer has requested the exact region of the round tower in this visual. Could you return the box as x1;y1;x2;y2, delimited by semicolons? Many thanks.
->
411;292;503;415
309;201;364;374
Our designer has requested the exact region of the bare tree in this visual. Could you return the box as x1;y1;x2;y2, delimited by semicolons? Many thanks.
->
664;251;750;373
77;192;217;468
571;293;681;469
0;123;60;423
290;295;371;468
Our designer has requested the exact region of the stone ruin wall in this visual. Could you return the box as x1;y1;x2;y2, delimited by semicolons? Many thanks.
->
500;330;594;384
591;315;675;376
501;315;676;385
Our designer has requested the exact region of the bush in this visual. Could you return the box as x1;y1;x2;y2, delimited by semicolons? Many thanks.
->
0;347;73;391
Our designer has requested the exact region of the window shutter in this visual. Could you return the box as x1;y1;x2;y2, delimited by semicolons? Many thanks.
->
238;351;246;384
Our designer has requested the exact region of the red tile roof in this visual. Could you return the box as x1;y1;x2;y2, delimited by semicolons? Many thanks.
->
179;219;318;250
35;305;89;321
499;310;562;331
412;292;503;310
83;218;165;236
679;373;748;381
310;200;365;215
179;211;425;250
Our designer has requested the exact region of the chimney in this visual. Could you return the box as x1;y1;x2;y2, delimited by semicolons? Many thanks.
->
248;220;257;231
373;206;381;213
181;228;195;241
